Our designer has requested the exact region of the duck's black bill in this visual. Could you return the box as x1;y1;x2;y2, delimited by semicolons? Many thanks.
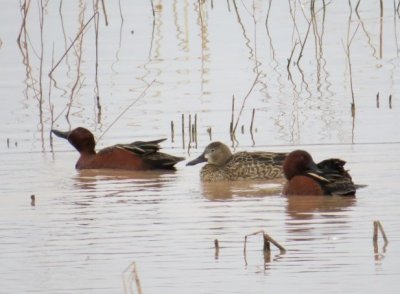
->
186;154;207;166
51;129;71;139
306;161;329;182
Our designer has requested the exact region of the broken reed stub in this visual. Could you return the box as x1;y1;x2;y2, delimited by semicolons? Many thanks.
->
244;230;286;255
214;239;219;259
373;220;389;246
122;261;143;294
30;194;35;206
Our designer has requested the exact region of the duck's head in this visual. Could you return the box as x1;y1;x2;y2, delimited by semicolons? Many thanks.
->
52;127;96;154
283;150;319;180
186;141;232;166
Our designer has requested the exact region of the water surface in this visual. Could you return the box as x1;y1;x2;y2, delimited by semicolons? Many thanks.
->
1;1;400;293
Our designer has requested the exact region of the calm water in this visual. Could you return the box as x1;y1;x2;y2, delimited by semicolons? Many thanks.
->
1;1;400;293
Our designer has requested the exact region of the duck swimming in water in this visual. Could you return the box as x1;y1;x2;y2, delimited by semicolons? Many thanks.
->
186;141;287;182
282;149;357;196
52;127;184;171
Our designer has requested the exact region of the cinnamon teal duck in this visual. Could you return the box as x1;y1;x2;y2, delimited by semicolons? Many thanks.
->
282;150;357;196
52;127;184;170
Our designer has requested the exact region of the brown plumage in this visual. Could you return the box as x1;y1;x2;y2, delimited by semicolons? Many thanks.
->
282;150;357;196
186;141;287;182
52;127;184;171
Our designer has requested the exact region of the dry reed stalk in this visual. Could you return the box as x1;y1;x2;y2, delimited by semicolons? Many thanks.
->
191;124;196;146
38;0;45;118
310;0;321;81
376;92;380;108
122;262;143;294
373;220;389;259
207;127;212;141
373;220;389;261
100;0;109;25
49;12;97;77
265;0;277;65
249;108;255;133
373;221;378;243
149;0;155;59
226;0;231;12
232;72;261;135
394;0;400;57
97;80;156;142
96;96;102;123
287;41;298;80
65;7;86;120
17;0;31;50
59;0;69;65
263;234;271;252
194;113;198;148
182;113;185;149
343;2;360;118
49;45;55;149
37;0;47;151
30;194;35;206
355;0;361;13
263;232;286;252
171;121;175;142
373;220;389;244
265;0;273;28
249;109;256;145
188;114;192;144
93;1;101;122
118;0;124;22
244;230;286;265
17;0;41;103
214;239;219;259
297;20;312;65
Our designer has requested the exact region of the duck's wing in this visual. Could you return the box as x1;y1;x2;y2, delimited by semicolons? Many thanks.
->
141;152;185;169
248;152;288;166
98;139;166;155
117;138;167;155
100;138;184;169
224;151;288;180
307;158;356;196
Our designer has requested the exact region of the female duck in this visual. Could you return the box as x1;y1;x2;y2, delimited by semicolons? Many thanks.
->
186;141;287;182
52;127;184;170
282;150;356;196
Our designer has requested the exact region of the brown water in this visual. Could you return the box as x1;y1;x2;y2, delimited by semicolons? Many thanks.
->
1;1;400;293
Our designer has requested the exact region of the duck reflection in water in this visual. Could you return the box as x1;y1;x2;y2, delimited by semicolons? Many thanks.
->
284;194;357;245
281;150;359;237
71;169;176;205
200;179;285;200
